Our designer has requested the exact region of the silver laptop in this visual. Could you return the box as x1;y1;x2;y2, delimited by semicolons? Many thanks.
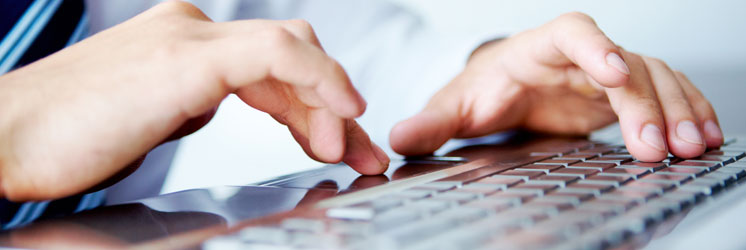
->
2;125;745;250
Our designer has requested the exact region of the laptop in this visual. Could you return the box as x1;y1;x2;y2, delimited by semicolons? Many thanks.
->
1;125;745;250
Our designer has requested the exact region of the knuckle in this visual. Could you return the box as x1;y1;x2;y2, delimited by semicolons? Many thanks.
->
673;70;689;80
556;11;596;25
329;59;347;76
153;0;202;15
644;56;670;69
692;96;716;117
286;19;314;33
262;27;296;48
634;98;662;115
285;19;318;42
667;96;691;109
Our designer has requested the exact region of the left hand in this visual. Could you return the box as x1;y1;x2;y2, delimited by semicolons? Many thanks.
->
390;12;722;161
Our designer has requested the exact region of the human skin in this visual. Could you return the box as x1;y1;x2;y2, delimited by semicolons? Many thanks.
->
390;12;722;161
0;1;388;201
0;4;720;202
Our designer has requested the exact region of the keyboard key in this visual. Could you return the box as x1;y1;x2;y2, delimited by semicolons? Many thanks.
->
464;198;517;212
615;165;656;174
581;175;633;187
375;207;489;248
531;211;602;237
406;199;453;214
287;231;333;248
662;190;700;207
598;168;648;179
389;189;434;200
577;147;616;155
620;181;675;195
688;155;734;164
473;176;523;188
413;181;462;192
487;191;536;203
535;175;580;185
558;153;600;160
371;209;423;232
702;172;736;186
548;168;599;179
530;152;563;157
493;170;545;180
459;183;505;195
536;159;581;166
499;207;554;221
417;216;522;250
599;189;658;203
430;191;480;204
545;192;595;203
524;198;576;212
697;172;735;187
638;173;691;186
660;166;707;177
679;178;723;195
600;153;634;158
281;218;326;233
670;160;721;171
563;183;615;196
484;229;564;250
326;197;405;220
507;183;559;196
239;227;289;244
568;162;617;171
516;164;562;173
579;199;635;215
715;167;746;180
585;157;631;165
620;162;667;171
704;150;745;160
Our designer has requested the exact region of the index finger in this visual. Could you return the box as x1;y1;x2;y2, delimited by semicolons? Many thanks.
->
209;26;366;118
540;12;630;88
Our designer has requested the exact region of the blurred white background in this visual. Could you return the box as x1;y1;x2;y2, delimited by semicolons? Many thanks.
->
160;0;746;194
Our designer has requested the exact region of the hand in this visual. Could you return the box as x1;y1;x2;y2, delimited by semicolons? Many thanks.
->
0;1;388;201
390;12;722;161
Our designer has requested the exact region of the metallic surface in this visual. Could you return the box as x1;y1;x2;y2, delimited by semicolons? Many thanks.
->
1;133;745;249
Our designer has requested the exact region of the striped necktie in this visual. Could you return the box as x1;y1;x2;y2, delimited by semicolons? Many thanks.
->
0;0;106;229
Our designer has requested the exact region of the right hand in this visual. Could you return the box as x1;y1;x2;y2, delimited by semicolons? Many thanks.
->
0;1;388;201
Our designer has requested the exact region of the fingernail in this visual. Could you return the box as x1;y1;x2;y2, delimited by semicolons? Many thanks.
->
640;124;666;152
606;52;630;75
676;120;704;145
371;143;390;170
703;120;723;140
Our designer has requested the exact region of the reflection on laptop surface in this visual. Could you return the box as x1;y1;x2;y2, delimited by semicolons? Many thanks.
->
2;127;745;250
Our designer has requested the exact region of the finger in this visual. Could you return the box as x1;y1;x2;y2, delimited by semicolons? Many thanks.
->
308;108;345;162
390;81;464;156
390;73;526;155
278;19;324;50
219;19;323;49
643;56;706;158
236;83;345;163
605;51;668;162
542;12;630;87
213;27;365;118
343;120;389;175
674;71;723;147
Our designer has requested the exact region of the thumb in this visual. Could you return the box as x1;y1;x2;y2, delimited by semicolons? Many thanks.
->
389;77;468;156
391;71;529;156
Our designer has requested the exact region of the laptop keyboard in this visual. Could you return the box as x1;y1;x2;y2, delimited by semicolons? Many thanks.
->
205;138;746;250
